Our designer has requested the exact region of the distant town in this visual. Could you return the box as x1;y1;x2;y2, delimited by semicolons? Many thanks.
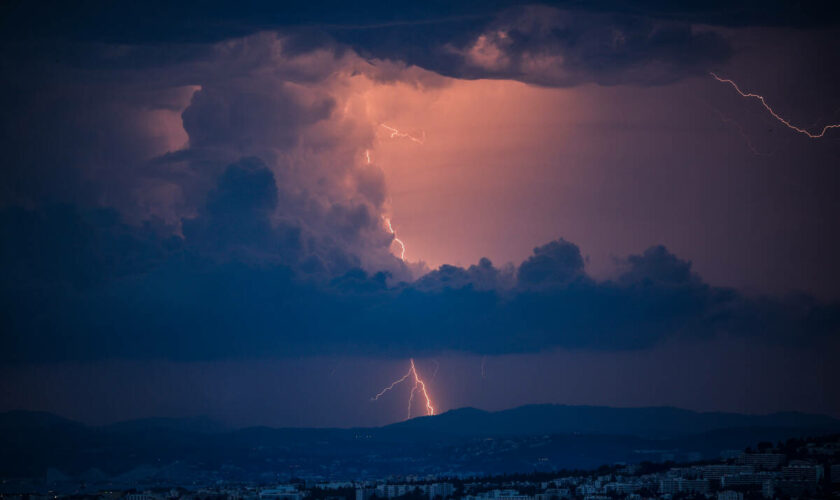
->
2;434;838;500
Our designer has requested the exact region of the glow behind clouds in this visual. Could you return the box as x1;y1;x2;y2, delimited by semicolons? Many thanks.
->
1;10;840;426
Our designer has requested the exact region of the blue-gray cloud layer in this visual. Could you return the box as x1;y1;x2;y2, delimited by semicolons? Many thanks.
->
1;2;840;364
2;158;838;362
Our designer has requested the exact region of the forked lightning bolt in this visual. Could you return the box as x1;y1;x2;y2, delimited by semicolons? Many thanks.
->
711;72;840;139
371;358;436;420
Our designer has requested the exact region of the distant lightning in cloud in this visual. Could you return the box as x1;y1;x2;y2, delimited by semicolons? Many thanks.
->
709;106;767;156
384;217;407;260
371;358;436;420
364;149;407;261
711;72;840;139
368;123;426;261
380;123;426;144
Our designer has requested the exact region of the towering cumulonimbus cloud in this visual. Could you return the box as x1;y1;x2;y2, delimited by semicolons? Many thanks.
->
0;32;432;279
0;17;839;366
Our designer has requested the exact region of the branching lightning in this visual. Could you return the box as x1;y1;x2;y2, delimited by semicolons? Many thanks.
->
711;72;840;139
380;124;426;144
371;358;436;420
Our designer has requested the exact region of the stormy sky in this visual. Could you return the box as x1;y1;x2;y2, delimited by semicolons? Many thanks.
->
1;1;840;427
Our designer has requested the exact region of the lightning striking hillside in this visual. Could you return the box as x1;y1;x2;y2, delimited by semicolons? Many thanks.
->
711;72;840;139
371;358;436;420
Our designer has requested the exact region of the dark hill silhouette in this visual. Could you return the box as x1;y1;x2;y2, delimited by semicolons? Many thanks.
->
1;405;838;479
101;416;230;434
381;404;840;439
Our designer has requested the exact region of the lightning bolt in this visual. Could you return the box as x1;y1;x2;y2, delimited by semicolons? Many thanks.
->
366;149;406;260
380;124;426;144
384;216;406;260
365;149;406;261
366;123;425;262
711;72;840;139
372;358;436;419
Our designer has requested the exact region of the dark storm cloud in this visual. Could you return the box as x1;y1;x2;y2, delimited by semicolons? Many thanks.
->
336;6;733;88
182;86;334;151
181;158;300;261
414;258;514;292
3;0;839;46
0;31;406;277
2;168;838;362
518;239;586;287
1;1;839;363
5;1;833;91
0;80;193;208
0;2;738;223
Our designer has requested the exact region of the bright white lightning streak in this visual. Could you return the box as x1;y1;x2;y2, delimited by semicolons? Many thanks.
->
384;217;406;260
380;124;426;144
371;358;436;420
711;72;840;139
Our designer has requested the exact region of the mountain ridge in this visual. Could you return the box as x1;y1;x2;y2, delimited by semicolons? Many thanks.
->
379;403;840;439
3;403;838;436
1;404;839;479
